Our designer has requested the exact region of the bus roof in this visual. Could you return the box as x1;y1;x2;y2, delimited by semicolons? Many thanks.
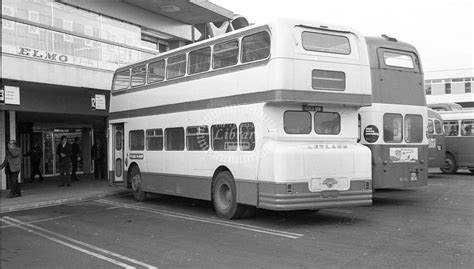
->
428;108;443;120
114;18;365;73
439;110;474;121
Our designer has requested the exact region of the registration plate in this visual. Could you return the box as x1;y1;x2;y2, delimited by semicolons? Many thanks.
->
410;172;418;181
310;177;350;191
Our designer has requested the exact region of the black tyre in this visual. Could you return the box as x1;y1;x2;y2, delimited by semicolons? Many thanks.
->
440;154;457;174
212;171;245;220
130;166;147;202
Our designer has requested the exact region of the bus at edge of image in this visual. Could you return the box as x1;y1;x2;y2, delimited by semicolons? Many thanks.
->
359;36;428;189
107;18;373;219
427;108;446;169
438;109;474;174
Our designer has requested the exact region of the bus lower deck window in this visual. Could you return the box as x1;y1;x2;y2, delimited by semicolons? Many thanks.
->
315;112;341;135
165;128;185;151
146;129;163;151
284;111;311;134
129;130;145;151
239;122;255;151
211;124;238;151
187;126;209;151
384;113;403;143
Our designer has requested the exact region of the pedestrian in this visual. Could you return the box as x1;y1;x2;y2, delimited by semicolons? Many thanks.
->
91;139;105;180
0;140;23;198
56;135;72;187
29;143;44;182
71;137;81;181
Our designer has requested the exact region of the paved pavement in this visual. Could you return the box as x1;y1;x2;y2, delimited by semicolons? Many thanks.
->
1;174;129;213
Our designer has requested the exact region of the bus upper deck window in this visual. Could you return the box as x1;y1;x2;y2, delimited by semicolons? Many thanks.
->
284;111;311;134
148;60;165;83
213;40;239;69
189;47;211;75
131;65;146;87
241;31;270;63
302;32;351;55
383;52;414;69
167;54;186;79
384;113;402;143
315;112;341;135
113;69;130;91
405;114;423;143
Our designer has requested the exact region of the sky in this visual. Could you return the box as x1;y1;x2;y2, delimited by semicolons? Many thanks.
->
212;0;473;74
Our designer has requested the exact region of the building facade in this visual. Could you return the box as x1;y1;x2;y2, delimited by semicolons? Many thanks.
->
1;0;233;189
424;69;474;108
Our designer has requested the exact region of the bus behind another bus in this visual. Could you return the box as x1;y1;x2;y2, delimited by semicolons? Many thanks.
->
427;108;446;168
439;110;474;174
359;35;428;189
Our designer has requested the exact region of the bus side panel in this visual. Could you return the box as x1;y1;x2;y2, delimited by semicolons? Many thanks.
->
455;137;474;168
140;172;212;201
368;144;428;189
428;135;446;168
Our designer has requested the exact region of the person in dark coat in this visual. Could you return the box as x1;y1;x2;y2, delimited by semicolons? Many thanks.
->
56;135;72;187
0;140;23;198
29;143;44;182
91;139;106;180
70;137;81;181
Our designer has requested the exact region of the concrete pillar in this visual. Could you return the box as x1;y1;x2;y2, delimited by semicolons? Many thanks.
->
0;111;5;190
9;111;16;141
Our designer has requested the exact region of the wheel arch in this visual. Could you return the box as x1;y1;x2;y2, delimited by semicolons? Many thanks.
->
126;162;140;189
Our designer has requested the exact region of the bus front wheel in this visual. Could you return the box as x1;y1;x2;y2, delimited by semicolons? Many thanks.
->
440;154;457;174
212;171;245;220
130;166;147;202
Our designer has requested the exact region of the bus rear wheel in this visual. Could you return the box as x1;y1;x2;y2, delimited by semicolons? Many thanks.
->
440;154;457;174
130;166;147;202
212;171;245;220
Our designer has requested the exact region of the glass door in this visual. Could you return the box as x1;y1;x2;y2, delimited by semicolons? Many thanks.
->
43;131;55;176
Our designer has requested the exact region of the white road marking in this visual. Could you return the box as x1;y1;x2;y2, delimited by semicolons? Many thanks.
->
2;216;158;269
0;215;70;229
97;199;303;239
1;217;136;269
321;208;353;214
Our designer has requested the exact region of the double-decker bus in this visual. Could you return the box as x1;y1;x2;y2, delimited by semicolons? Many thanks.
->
108;19;373;219
359;36;428;189
439;110;474;174
427;108;446;168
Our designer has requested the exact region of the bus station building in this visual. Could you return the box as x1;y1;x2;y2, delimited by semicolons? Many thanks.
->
1;0;234;189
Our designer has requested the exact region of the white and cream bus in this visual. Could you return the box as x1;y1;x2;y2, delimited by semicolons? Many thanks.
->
108;19;373;219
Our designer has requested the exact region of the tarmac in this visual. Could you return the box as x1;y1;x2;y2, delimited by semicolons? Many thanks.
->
0;173;130;213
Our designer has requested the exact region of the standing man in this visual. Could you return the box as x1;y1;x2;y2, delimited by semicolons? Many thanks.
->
71;137;81;181
29;143;44;182
0;140;23;198
91;139;105;180
56;135;72;187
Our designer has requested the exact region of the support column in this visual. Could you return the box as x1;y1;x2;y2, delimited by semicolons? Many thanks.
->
0;111;5;190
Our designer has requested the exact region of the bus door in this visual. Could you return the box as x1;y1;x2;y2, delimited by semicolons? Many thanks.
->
112;123;125;183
